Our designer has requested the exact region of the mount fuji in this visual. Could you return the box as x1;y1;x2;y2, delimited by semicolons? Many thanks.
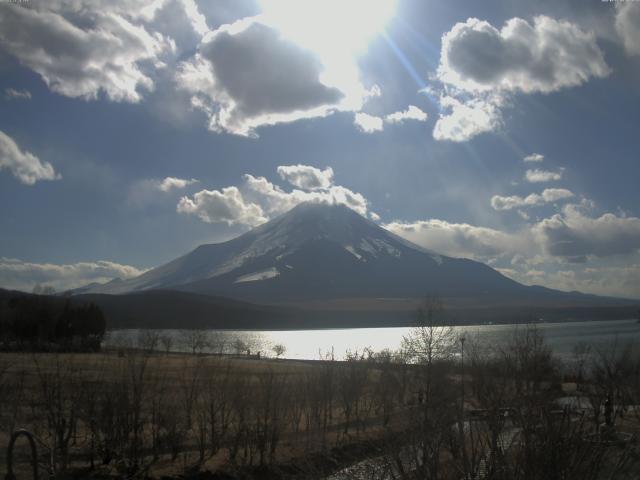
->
82;202;560;302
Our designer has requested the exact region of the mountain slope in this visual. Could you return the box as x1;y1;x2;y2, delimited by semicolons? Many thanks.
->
80;202;598;303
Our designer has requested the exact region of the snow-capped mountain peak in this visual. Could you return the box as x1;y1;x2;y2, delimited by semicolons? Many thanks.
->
79;202;522;301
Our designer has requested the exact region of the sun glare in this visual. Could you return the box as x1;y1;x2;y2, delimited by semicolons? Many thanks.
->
258;0;396;57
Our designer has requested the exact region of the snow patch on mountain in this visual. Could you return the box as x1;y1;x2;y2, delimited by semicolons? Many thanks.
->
234;267;280;283
359;239;377;256
344;245;364;261
370;238;402;258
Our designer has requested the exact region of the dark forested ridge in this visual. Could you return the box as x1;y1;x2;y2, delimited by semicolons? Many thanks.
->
2;288;638;331
0;289;106;350
73;289;299;329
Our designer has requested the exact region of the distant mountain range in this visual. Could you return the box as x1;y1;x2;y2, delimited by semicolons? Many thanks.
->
56;202;638;328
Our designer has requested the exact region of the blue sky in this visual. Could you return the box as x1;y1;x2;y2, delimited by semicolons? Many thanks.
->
1;0;639;298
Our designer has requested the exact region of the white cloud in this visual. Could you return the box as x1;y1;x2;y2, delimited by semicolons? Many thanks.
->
541;188;574;202
178;0;209;36
502;262;640;300
4;88;31;100
433;15;609;142
241;173;299;214
0;257;146;293
177;17;373;136
524;153;544;163
158;176;198;192
277;164;333;190
615;3;640;56
178;164;370;226
354;112;384;133
242;174;368;216
387;204;640;264
353;105;428;134
0;2;173;102
177;186;267;226
386;201;640;299
491;188;574;211
384;218;528;260
432;94;502;142
438;16;609;94
533;204;640;260
525;168;562;183
576;264;640;299
491;195;533;211
0;130;61;185
319;185;368;216
385;105;428;123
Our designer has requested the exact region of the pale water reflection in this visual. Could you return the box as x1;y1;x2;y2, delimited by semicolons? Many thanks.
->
105;319;640;360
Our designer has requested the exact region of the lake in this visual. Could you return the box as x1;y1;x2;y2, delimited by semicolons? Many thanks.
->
105;318;640;360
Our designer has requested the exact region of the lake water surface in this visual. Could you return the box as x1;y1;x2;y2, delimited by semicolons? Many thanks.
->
106;318;640;360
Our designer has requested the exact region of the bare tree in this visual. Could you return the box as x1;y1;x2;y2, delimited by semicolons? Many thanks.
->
401;296;455;367
137;329;160;353
272;343;286;359
159;334;173;354
180;329;210;355
400;296;459;479
31;354;84;472
232;337;248;355
205;361;233;456
502;324;556;398
571;341;591;390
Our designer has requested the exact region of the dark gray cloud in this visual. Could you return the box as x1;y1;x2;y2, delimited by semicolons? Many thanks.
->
203;22;342;115
177;18;349;136
439;16;610;94
433;14;610;142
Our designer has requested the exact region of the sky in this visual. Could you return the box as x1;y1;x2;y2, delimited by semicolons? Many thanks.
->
1;0;640;298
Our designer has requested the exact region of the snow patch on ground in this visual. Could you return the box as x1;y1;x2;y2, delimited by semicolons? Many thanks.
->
234;267;280;283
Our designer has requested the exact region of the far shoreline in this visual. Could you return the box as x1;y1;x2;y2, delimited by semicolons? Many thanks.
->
105;316;639;333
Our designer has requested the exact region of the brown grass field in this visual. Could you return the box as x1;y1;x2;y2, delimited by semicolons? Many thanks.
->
2;329;640;479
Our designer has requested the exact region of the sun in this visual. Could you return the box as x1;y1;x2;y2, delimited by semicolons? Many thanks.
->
258;0;396;58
